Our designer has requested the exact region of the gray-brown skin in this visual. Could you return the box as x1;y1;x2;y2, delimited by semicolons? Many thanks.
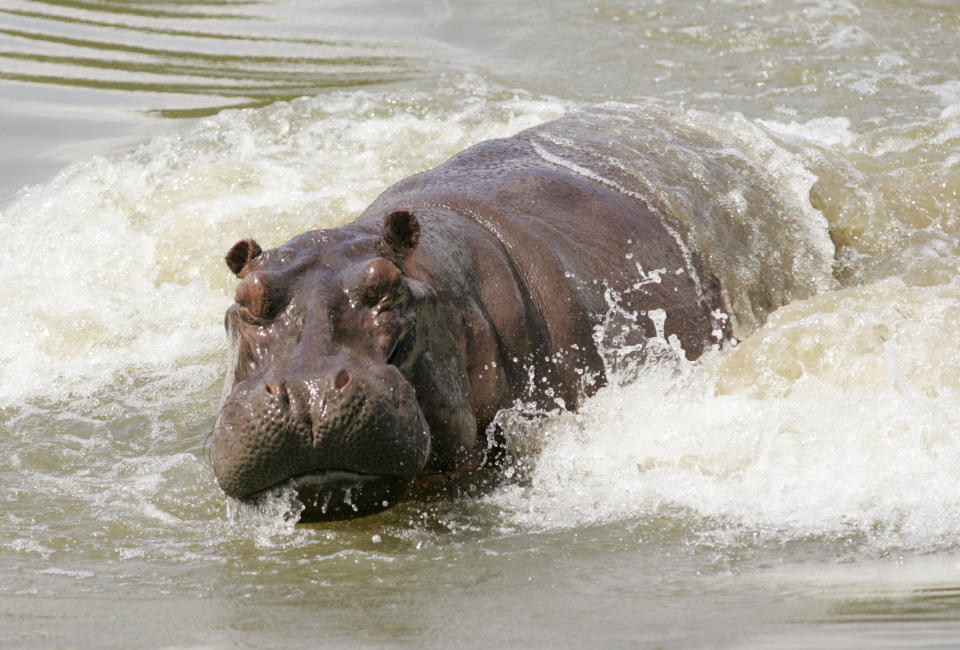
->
212;113;731;521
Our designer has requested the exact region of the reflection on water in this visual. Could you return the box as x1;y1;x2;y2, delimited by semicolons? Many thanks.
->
0;0;437;117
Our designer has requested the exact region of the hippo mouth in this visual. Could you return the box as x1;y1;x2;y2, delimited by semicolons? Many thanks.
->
282;471;414;522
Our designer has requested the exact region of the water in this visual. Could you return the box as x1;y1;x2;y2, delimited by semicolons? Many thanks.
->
3;0;960;647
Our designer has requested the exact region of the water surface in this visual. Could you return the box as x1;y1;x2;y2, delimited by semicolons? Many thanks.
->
3;1;960;647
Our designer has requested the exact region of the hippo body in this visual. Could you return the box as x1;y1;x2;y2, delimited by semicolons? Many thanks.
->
213;109;742;521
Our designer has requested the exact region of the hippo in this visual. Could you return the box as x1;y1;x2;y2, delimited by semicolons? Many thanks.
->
212;106;829;521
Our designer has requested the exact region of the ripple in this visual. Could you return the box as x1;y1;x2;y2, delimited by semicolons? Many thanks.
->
0;0;439;117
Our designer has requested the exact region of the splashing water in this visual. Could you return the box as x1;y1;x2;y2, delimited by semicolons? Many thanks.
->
4;76;960;565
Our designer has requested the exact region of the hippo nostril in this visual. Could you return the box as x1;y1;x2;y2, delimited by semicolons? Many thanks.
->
264;379;286;401
334;369;351;390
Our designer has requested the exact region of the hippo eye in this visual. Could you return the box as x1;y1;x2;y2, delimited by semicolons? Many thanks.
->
360;258;402;307
235;271;283;321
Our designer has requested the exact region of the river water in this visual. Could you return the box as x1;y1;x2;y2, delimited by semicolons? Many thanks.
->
3;1;960;647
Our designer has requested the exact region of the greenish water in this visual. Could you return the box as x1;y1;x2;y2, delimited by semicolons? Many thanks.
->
4;1;960;647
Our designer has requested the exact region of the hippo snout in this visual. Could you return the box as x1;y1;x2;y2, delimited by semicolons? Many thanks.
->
212;360;430;520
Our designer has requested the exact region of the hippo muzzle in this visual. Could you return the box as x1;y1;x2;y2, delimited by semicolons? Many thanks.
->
213;358;431;521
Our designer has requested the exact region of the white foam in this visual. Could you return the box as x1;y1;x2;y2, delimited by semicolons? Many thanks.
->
927;80;960;107
821;25;873;50
488;358;960;551
757;115;856;148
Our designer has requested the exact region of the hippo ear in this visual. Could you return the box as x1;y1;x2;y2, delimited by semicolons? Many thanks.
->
225;238;263;277
379;211;420;263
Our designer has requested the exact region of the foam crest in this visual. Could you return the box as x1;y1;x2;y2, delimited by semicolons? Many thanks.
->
708;277;960;397
489;356;960;551
753;110;960;288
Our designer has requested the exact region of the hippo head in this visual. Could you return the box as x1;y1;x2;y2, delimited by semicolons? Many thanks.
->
212;211;477;521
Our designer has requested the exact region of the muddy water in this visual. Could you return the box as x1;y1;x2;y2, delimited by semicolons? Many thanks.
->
3;1;960;647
